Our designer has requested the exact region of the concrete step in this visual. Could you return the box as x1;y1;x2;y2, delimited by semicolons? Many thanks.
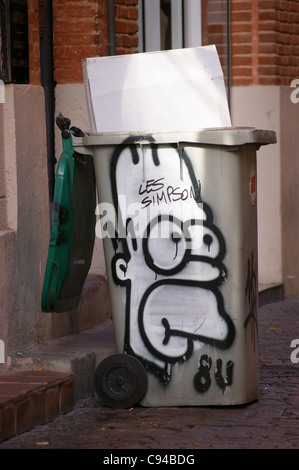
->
0;370;75;442
0;321;117;443
7;321;117;400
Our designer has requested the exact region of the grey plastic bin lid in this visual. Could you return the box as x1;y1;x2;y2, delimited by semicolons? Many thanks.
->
79;127;277;148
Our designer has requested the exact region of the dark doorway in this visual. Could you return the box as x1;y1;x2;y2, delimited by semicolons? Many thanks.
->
0;0;29;83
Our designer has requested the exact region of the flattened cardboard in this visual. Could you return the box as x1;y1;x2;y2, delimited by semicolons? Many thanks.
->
83;45;231;133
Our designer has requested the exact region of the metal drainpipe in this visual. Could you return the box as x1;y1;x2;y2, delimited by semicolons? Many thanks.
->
227;0;231;112
107;0;116;56
39;0;55;204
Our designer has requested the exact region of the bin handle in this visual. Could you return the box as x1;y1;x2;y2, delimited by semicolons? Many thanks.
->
56;112;86;139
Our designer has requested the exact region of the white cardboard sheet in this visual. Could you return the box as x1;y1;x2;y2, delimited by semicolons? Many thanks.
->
82;45;231;133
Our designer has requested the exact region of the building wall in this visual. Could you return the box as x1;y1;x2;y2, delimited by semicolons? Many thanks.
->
52;0;299;299
0;0;114;365
53;0;138;84
231;0;299;86
0;85;51;369
229;0;299;297
280;85;299;298
27;0;42;86
231;85;282;287
1;0;299;366
53;0;108;84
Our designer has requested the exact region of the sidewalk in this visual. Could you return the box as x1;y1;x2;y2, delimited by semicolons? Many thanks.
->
0;297;298;449
0;321;117;442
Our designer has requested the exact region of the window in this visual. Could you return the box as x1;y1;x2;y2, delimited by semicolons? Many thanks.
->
138;0;203;52
137;0;231;106
0;0;29;83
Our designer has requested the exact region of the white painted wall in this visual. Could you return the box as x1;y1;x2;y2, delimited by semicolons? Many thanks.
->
231;86;282;287
0;85;51;363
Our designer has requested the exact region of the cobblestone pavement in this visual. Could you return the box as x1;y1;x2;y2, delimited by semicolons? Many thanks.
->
0;298;298;450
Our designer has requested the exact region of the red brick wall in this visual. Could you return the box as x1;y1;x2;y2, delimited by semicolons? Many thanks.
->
230;0;253;86
27;0;41;86
231;0;299;86
276;0;299;86
27;0;299;87
202;0;229;83
53;0;108;84
115;0;139;55
53;0;138;84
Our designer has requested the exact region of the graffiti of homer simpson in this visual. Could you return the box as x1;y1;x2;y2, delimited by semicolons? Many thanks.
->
107;135;235;384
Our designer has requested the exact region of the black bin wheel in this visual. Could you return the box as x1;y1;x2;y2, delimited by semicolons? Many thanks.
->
94;354;148;408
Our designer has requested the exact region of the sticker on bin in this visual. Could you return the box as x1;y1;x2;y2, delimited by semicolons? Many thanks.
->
249;165;256;205
82;45;231;133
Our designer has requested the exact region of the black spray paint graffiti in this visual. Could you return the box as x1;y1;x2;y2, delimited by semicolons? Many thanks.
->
244;252;258;349
108;135;235;386
194;355;234;394
139;177;200;209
